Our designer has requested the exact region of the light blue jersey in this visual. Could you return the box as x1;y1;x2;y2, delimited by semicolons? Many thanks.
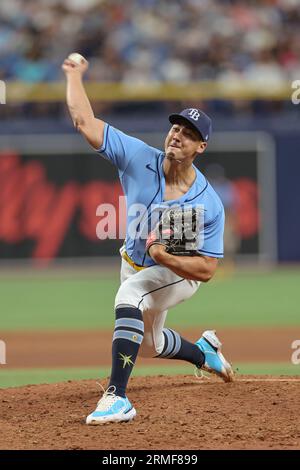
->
97;124;225;267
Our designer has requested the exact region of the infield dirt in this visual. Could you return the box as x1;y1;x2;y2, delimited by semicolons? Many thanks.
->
1;327;299;450
0;375;299;450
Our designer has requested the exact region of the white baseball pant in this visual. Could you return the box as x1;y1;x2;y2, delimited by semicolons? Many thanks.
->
114;257;201;358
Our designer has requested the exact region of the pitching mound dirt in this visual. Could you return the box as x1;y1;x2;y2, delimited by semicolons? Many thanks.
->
0;375;299;450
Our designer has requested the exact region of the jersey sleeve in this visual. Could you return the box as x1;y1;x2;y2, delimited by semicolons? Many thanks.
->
95;123;146;174
198;207;225;258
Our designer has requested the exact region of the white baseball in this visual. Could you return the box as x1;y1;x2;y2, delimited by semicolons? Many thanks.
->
68;53;85;65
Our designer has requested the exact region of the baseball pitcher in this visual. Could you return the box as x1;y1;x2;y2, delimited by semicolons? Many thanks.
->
62;54;234;425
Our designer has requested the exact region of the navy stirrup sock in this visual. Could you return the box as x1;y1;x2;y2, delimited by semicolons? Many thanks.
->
108;307;144;398
157;328;205;368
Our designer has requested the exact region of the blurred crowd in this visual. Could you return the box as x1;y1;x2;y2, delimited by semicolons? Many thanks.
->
1;0;300;85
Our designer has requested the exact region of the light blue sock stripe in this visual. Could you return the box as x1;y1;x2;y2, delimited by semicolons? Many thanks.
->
165;329;181;358
112;330;143;345
160;328;175;357
115;318;144;333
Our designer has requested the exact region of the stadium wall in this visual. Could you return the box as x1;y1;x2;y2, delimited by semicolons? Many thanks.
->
0;116;299;262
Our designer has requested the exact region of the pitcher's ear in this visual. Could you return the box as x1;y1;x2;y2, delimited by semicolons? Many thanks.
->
197;141;207;154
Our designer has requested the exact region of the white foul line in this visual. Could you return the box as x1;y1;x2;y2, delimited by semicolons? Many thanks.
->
192;377;300;384
237;378;300;382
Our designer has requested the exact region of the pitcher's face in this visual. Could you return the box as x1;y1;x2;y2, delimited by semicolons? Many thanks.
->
165;123;207;163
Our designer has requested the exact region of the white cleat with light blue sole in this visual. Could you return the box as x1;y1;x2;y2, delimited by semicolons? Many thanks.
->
86;386;136;425
196;330;234;382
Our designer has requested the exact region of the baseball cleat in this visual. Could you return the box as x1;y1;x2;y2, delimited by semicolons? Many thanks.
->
86;385;136;425
196;330;234;382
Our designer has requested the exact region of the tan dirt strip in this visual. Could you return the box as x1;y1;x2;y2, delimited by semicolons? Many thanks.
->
1;327;299;368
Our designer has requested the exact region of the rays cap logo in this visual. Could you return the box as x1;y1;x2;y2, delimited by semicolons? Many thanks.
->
0;81;6;104
169;108;212;142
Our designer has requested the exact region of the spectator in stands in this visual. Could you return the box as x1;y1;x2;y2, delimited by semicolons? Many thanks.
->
1;0;299;84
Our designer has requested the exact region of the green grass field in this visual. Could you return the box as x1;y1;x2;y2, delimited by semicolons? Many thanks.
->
0;363;299;388
0;267;299;330
0;266;299;387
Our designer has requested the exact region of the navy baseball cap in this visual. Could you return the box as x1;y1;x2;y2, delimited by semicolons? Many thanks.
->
169;108;212;142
